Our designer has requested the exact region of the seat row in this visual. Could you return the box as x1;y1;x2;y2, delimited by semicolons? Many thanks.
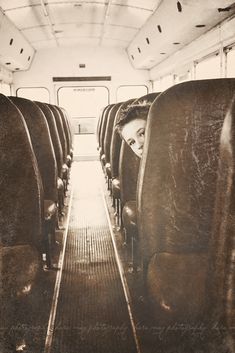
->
97;78;235;351
0;94;73;351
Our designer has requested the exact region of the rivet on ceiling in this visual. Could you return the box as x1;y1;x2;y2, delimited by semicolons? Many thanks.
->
157;25;162;33
9;38;13;45
138;47;141;53
146;37;150;44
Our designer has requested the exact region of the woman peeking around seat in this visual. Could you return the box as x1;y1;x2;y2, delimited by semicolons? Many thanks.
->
115;102;151;158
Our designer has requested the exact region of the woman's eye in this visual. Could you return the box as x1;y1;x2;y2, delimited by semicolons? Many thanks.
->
139;129;145;136
129;140;135;146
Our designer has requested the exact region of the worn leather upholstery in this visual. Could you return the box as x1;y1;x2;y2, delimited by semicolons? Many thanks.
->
35;101;64;179
121;93;159;242
48;104;69;188
0;94;43;347
48;104;68;164
111;99;135;202
55;105;72;167
137;79;235;330
99;104;114;166
104;103;122;179
10;97;58;202
60;106;74;159
0;94;43;247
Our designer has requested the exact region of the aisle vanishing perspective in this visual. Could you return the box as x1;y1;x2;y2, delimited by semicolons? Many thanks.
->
46;161;138;353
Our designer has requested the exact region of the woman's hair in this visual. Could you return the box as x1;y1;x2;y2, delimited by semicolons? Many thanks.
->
115;100;151;134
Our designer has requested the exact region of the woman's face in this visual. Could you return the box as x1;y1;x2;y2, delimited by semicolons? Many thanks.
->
121;118;146;158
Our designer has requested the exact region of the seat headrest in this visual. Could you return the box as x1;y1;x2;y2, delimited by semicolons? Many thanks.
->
137;78;235;260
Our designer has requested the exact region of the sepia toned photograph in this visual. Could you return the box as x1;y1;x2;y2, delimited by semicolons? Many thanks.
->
1;1;235;352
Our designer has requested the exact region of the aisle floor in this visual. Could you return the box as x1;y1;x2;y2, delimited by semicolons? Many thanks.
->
48;162;138;353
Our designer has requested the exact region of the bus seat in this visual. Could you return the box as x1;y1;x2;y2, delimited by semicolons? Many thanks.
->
137;79;235;330
48;104;69;192
10;97;58;202
120;93;159;269
35;101;65;217
0;94;43;248
111;99;135;221
97;105;108;152
99;104;114;169
9;96;58;268
54;106;72;168
60;106;74;160
104;102;122;190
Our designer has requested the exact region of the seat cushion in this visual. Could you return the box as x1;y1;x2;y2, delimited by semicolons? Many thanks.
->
112;178;120;199
122;200;138;240
105;163;111;178
57;177;64;190
44;200;57;221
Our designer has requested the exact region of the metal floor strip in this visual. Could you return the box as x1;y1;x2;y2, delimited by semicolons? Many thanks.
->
47;162;138;353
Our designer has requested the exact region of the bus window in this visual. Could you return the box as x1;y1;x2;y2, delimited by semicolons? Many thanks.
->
153;79;161;92
195;53;220;79
58;86;109;135
174;70;191;84
226;46;235;78
116;85;148;102
0;83;11;96
16;87;50;103
161;74;174;91
58;86;109;158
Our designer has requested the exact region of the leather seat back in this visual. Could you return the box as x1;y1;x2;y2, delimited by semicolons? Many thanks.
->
48;104;67;163
110;99;135;179
35;101;64;179
0;94;43;247
137;79;235;324
10;97;57;201
104;103;122;165
119;93;159;206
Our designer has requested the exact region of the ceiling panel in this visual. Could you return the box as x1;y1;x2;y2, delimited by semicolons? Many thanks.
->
53;23;103;38
57;37;100;47
108;4;152;28
32;38;57;50
104;24;137;41
102;38;128;48
48;3;105;25
4;6;47;29
22;26;54;42
0;0;40;10
112;0;160;11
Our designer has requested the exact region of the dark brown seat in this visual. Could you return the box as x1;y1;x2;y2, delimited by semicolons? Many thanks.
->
119;93;159;268
9;96;58;268
110;98;135;221
55;105;72;167
99;104;115;169
103;102;122;189
137;79;235;349
48;103;69;192
96;105;109;152
35;101;65;216
0;94;44;350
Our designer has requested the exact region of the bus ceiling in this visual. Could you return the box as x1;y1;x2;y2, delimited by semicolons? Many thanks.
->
0;0;234;74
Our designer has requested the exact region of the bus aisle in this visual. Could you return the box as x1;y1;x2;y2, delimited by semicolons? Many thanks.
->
45;161;139;353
